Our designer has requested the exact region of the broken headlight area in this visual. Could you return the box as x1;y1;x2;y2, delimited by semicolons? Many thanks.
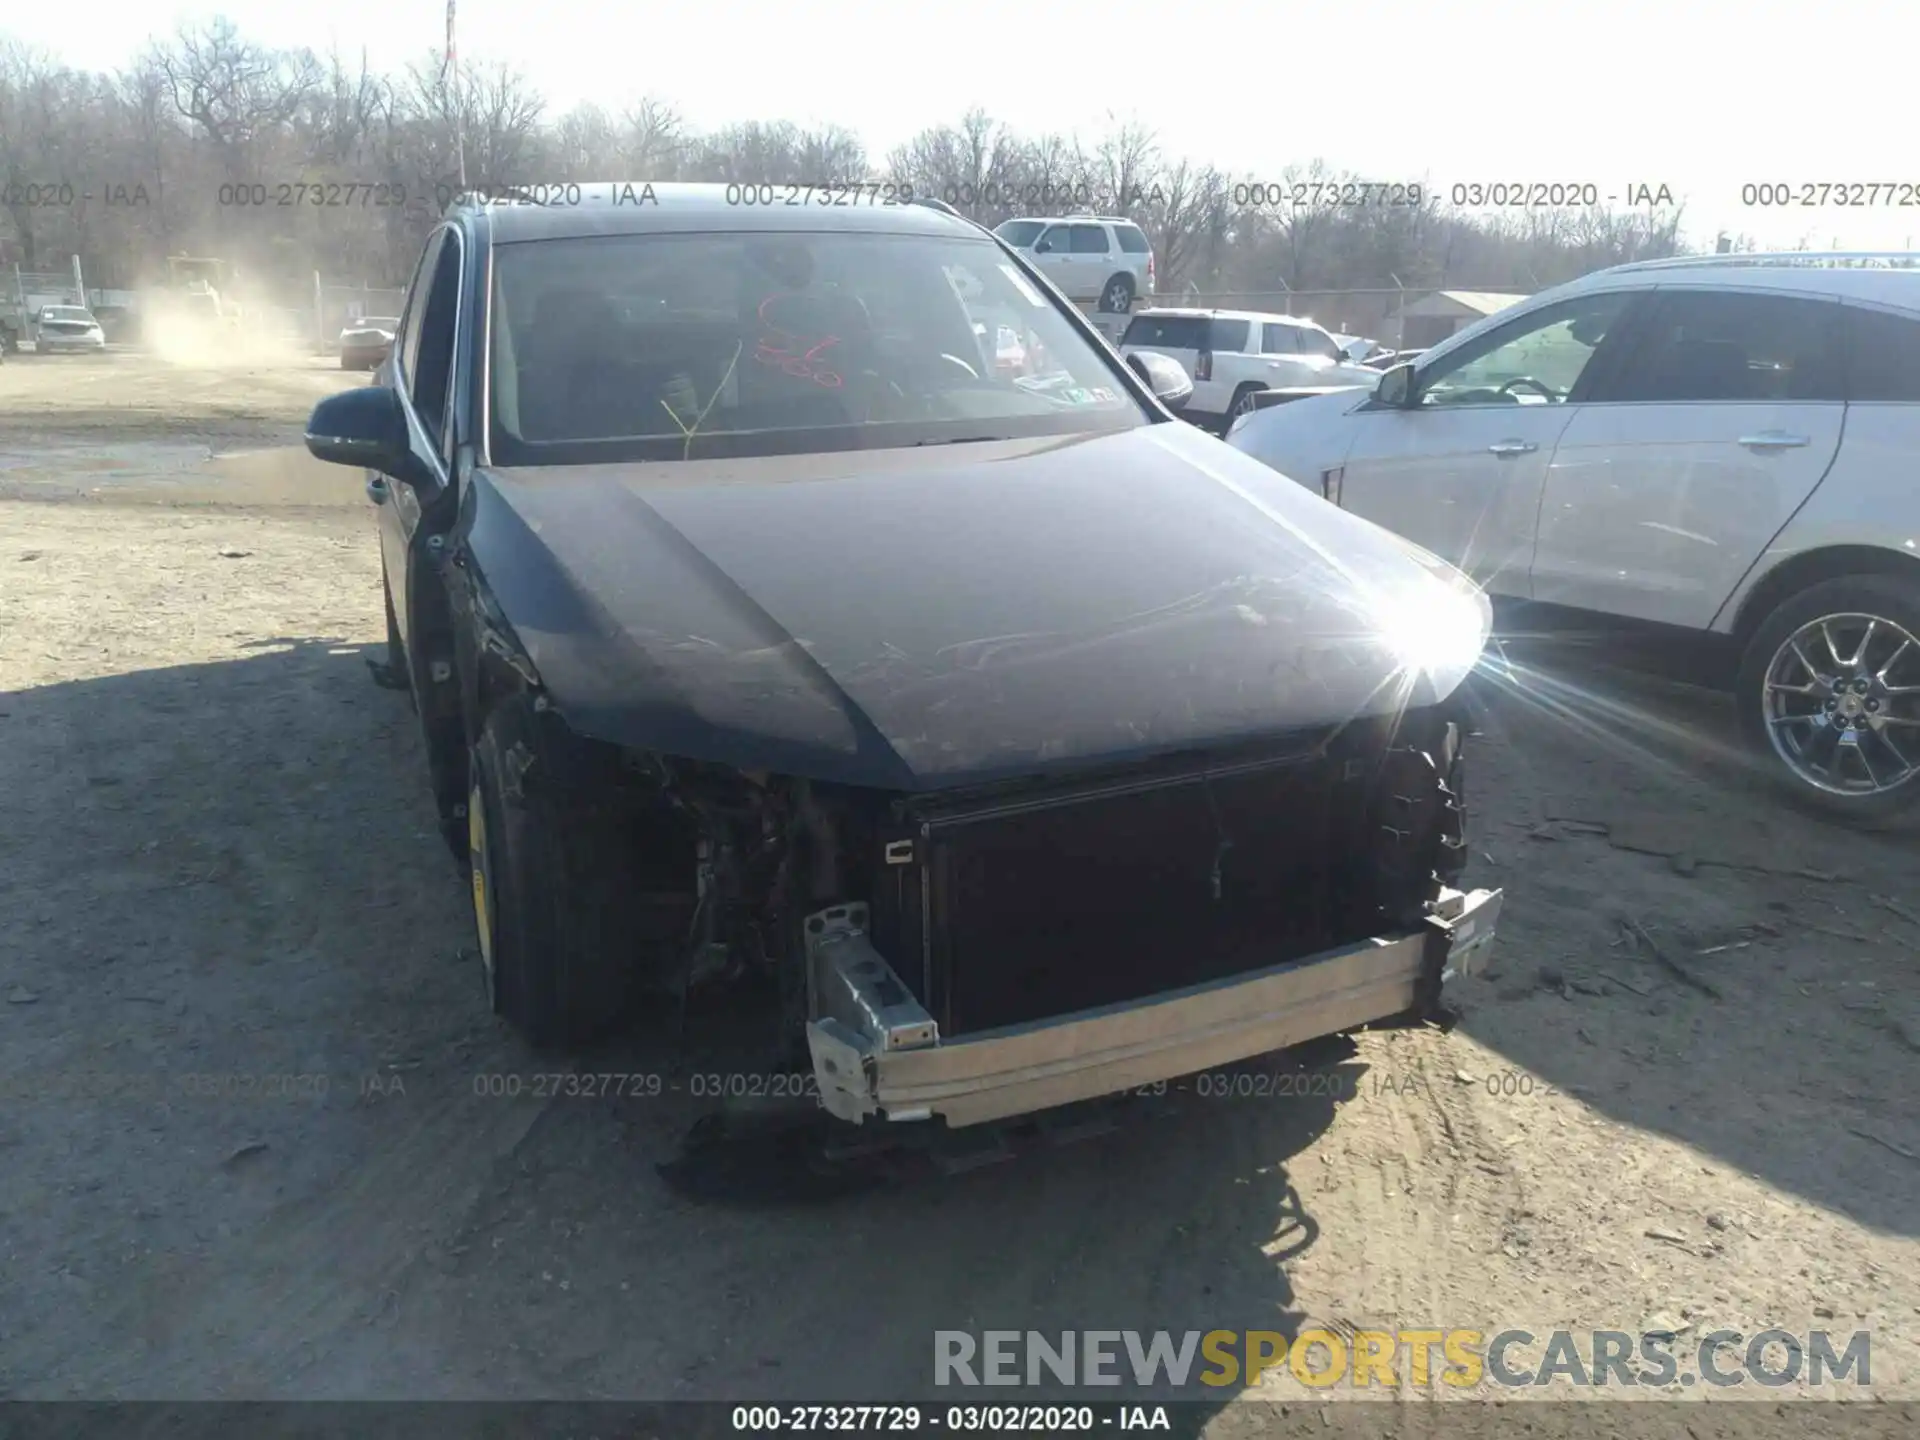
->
783;707;1492;1126
623;703;1497;1132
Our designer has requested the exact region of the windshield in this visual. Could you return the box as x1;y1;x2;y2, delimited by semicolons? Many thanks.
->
487;231;1148;464
1295;326;1345;361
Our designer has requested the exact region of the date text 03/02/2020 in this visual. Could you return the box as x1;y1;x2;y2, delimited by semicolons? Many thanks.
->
1447;181;1676;207
729;1404;1173;1431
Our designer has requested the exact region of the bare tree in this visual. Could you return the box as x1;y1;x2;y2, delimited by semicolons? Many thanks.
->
619;98;685;178
0;18;1701;304
154;19;319;176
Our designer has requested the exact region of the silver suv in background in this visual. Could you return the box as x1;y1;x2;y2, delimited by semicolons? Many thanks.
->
993;216;1155;312
1227;251;1920;826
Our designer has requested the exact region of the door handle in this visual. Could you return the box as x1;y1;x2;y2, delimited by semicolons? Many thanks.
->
366;476;389;504
1487;440;1538;457
1738;432;1811;450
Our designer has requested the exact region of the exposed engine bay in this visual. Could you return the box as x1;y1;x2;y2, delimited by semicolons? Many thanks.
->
578;700;1493;1128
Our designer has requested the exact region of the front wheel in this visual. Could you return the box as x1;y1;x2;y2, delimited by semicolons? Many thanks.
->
1735;573;1920;828
467;696;650;1048
1226;383;1265;428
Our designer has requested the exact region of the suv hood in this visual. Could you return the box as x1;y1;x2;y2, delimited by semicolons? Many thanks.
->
466;423;1489;790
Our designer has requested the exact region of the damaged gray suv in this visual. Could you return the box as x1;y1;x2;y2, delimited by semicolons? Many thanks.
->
302;184;1502;1131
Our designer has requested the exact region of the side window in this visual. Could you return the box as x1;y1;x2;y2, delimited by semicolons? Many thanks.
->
1842;305;1920;403
1114;225;1151;255
1418;291;1631;407
407;231;464;448
1208;318;1251;354
1036;225;1070;254
1297;328;1345;361
1259;324;1297;356
1070;224;1109;255
394;230;444;387
1604;290;1845;404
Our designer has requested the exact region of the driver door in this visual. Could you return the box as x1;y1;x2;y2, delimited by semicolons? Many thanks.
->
1334;291;1641;596
1029;225;1076;294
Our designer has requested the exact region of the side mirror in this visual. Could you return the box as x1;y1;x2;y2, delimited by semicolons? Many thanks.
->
1129;350;1193;411
305;385;411;474
1033;239;1053;254
1373;361;1416;408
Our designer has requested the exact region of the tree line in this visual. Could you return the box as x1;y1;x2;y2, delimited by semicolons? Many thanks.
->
1;20;1700;301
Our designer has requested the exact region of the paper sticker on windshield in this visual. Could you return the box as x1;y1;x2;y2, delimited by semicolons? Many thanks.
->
999;264;1046;308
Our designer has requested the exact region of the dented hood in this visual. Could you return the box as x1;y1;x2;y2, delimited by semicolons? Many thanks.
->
464;422;1490;790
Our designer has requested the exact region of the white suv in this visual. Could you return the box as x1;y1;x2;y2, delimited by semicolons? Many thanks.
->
993;216;1155;313
1226;252;1920;825
1120;308;1383;430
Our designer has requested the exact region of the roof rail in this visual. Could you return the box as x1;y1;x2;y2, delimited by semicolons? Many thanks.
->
1606;250;1920;274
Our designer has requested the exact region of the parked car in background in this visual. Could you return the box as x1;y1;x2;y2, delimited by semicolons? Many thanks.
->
1119;308;1383;430
297;184;1500;1131
339;316;400;370
1227;251;1920;826
34;305;107;353
993;215;1155;313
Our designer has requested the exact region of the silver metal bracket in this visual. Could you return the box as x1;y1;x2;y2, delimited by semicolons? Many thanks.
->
1428;885;1503;987
802;902;939;1125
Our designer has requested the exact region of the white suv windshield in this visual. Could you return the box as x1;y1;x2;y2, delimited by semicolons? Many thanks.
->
488;231;1146;464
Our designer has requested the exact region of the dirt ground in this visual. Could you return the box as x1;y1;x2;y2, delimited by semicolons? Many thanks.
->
1;352;1916;1426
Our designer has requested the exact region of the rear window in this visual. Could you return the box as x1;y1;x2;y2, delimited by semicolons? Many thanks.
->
1208;318;1251;353
1068;224;1108;254
1122;315;1208;348
1844;305;1920;403
995;220;1044;248
1114;225;1151;255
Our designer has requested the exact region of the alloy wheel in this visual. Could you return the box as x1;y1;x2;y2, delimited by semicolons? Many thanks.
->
1762;612;1920;797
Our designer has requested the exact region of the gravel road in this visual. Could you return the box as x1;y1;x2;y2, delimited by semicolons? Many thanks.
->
1;352;1914;1430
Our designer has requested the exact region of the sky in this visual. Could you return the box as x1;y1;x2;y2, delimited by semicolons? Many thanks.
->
9;0;1915;256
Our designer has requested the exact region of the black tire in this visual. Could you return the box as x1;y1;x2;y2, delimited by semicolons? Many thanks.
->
467;695;649;1049
382;562;411;700
1098;274;1135;314
1224;383;1265;431
1735;572;1920;830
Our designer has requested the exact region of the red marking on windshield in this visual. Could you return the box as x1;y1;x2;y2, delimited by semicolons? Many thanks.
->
754;294;844;388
